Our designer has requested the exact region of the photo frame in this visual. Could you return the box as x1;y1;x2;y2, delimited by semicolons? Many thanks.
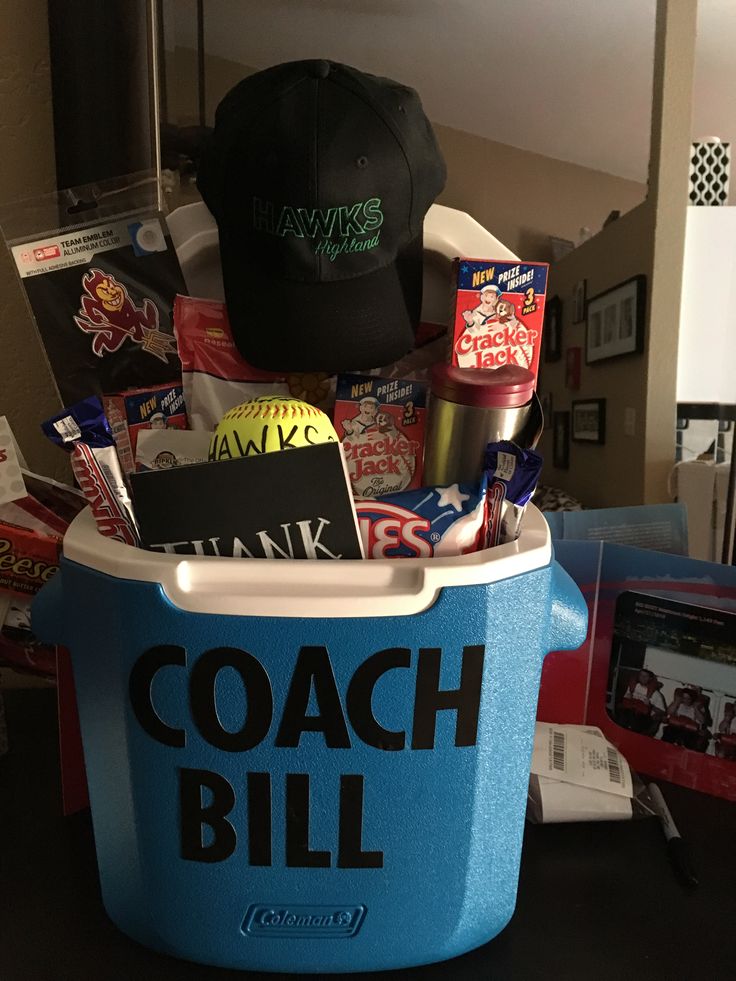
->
543;541;736;801
608;592;736;766
572;279;587;323
552;411;570;469
586;275;646;364
544;295;562;362
572;398;606;444
565;346;582;390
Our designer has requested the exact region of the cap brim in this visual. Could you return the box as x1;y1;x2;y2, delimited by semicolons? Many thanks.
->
220;233;423;373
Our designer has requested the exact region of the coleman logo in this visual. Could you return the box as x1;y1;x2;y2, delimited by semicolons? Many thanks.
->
252;196;383;261
242;904;366;938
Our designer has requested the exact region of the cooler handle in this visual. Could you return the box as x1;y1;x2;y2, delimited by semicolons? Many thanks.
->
546;560;588;652
31;572;65;647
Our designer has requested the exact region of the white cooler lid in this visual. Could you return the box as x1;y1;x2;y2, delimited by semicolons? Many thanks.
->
61;505;551;619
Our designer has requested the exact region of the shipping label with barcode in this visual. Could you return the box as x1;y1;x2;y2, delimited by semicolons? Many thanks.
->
531;723;633;798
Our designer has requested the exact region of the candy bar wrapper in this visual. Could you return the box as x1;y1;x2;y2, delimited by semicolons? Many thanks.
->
0;522;61;597
485;441;543;546
451;259;548;384
135;429;211;471
70;443;139;546
20;471;86;531
0;470;86;538
41;394;114;449
104;382;187;473
356;479;487;559
42;397;139;546
334;374;427;498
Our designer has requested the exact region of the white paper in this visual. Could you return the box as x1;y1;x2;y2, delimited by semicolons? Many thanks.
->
530;774;633;823
531;723;633;799
135;429;212;470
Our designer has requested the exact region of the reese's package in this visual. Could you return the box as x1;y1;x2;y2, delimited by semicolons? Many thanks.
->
0;522;61;598
333;374;427;499
1;179;186;404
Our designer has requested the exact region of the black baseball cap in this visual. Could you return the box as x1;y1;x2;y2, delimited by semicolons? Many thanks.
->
197;60;446;372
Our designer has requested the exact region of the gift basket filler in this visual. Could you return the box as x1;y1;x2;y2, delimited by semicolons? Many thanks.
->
15;60;587;973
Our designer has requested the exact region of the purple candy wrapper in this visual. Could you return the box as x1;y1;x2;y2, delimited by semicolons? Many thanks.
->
41;395;114;450
484;440;543;546
355;479;488;559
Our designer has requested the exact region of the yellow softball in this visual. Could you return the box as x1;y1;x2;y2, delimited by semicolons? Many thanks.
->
209;395;338;461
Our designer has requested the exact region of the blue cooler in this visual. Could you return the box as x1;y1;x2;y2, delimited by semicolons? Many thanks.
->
32;504;586;973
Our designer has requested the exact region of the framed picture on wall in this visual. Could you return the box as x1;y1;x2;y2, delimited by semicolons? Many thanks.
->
586;275;646;363
573;279;587;323
552;411;570;469
565;346;582;390
572;398;606;444
544;295;562;362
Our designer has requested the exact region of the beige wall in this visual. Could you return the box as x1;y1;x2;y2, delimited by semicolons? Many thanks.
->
0;0;66;481
537;0;696;508
536;202;653;507
180;50;647;263
540;202;652;507
643;0;696;504
433;123;646;260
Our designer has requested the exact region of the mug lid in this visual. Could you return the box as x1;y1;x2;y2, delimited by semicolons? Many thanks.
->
430;363;536;408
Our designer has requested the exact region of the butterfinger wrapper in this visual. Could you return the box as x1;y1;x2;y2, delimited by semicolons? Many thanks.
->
70;443;139;546
42;398;139;545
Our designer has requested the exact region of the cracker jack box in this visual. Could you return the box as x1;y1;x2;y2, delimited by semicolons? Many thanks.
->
333;374;427;499
103;383;187;474
451;258;548;383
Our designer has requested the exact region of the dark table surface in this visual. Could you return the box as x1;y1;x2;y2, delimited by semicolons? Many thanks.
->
2;688;734;981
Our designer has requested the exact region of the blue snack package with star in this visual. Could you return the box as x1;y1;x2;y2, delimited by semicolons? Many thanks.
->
355;478;488;559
